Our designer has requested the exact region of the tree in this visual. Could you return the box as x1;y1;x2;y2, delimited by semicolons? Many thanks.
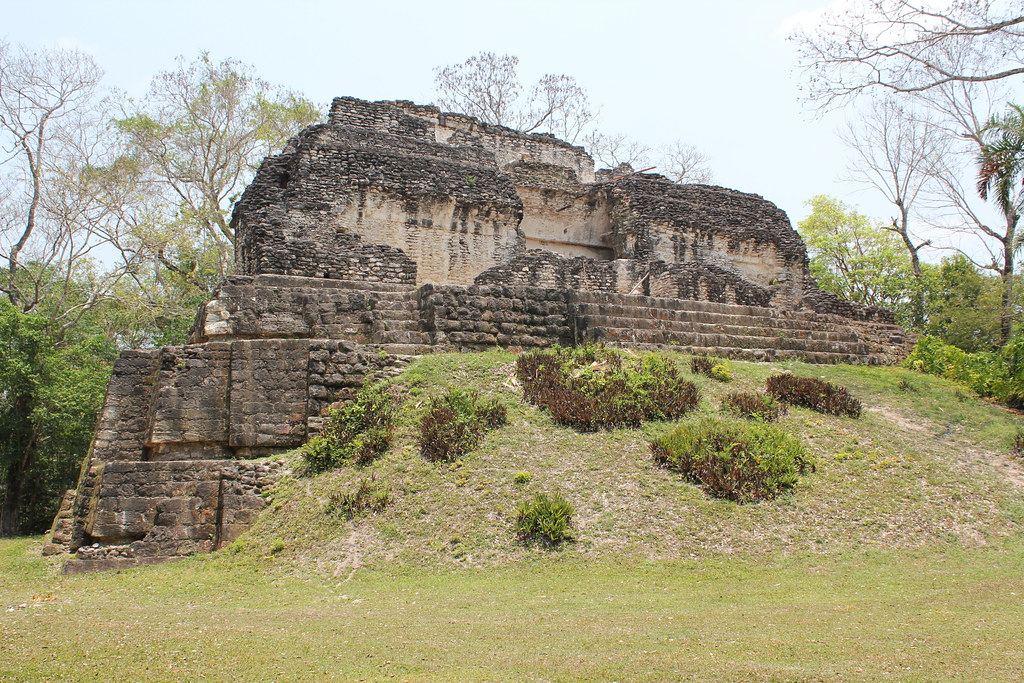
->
0;41;143;337
583;131;652;170
792;0;1024;108
0;300;115;536
976;102;1024;343
798;195;920;324
434;52;595;142
923;254;1004;350
659;139;714;184
840;97;946;279
116;53;321;283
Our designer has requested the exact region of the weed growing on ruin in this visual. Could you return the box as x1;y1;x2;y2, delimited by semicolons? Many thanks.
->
766;374;862;418
324;475;391;519
650;417;814;503
419;388;507;462
514;492;574;545
720;391;786;422
516;344;699;430
302;381;400;473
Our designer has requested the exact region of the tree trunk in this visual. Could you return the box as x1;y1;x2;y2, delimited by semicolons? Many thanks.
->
1000;211;1019;346
0;465;24;536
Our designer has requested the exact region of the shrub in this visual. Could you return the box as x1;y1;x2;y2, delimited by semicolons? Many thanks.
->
324;476;391;519
512;471;533;485
302;381;400;473
720;391;786;422
765;374;862;418
1012;429;1024;459
711;364;732;382
906;335;1024;408
514;493;574;545
419;388;507;461
516;344;700;430
650;417;814;503
690;355;716;376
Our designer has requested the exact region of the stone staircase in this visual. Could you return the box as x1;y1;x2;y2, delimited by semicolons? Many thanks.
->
571;293;909;364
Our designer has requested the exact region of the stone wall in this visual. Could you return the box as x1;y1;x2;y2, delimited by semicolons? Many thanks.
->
61;459;284;574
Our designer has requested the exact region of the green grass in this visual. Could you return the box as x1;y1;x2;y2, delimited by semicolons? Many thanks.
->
244;351;1024;570
2;536;1024;680
4;349;1024;679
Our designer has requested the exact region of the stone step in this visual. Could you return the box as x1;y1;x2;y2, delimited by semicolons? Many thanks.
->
620;342;864;365
588;327;868;355
251;274;416;294
376;330;434;345
579;314;864;345
578;303;850;334
378;343;435;356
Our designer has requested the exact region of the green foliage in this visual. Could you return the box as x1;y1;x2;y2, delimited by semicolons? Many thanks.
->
512;471;533;485
419;388;507;462
116;52;322;281
302;382;399;473
323;476;391;519
516;345;700;430
920;255;1003;352
0;302;116;535
766;374;863;418
720;391;786;422
798;195;920;326
514;493;575;545
650;417;814;503
905;335;1024;407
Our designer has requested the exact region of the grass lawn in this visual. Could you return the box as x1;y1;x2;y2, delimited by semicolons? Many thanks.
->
4;351;1024;680
2;536;1023;681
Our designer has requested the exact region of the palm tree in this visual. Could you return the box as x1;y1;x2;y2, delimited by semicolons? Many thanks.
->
977;103;1024;345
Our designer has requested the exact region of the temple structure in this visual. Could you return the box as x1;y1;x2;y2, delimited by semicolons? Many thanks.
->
46;97;911;572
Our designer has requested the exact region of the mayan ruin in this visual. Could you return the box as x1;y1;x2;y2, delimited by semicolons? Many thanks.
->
45;96;912;573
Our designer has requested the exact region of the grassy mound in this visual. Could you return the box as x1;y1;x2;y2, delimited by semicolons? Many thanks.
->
229;350;1023;574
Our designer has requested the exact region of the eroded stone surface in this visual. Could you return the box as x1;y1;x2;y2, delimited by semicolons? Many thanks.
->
51;97;913;572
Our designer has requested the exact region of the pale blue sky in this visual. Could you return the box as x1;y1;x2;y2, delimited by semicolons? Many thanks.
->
0;0;977;234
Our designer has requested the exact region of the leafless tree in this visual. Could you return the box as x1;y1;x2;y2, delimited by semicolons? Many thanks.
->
840;97;948;275
792;0;1024;109
582;132;652;170
0;41;144;333
434;52;595;142
659;140;714;184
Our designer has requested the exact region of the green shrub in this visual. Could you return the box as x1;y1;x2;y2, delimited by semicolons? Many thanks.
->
302;381;399;473
419;388;507;462
766;374;862;418
720;391;786;422
512;471;533;485
516;344;700;431
650;417;814;503
711;364;732;382
906;335;1024;408
324;476;391;519
514;493;574;545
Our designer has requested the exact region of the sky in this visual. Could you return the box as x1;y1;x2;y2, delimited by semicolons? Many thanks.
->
0;0;991;235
